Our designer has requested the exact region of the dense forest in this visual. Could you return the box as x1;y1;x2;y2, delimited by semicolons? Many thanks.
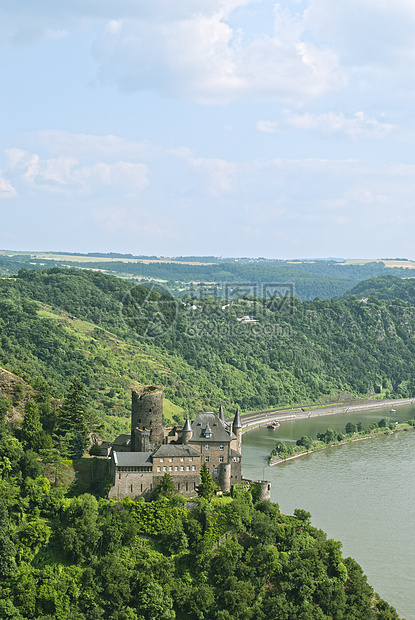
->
1;253;414;300
1;269;415;438
0;410;402;619
0;266;409;619
344;275;415;305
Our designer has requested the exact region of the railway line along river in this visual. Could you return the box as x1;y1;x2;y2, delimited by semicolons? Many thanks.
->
242;402;415;620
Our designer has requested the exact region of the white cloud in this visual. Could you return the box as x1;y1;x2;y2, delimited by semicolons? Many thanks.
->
285;111;394;139
74;161;149;193
4;0;415;106
91;4;342;103
0;171;17;198
5;147;148;195
256;120;279;133
0;0;255;47
188;157;237;193
93;205;178;238
29;130;154;162
305;0;415;68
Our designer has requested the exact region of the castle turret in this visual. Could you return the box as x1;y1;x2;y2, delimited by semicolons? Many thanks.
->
218;404;226;426
232;406;242;452
219;463;232;493
182;416;192;444
131;386;164;452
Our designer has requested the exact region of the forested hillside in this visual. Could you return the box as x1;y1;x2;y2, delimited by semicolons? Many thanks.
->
0;412;402;620
0;267;407;620
2;252;415;300
1;268;415;439
344;275;415;305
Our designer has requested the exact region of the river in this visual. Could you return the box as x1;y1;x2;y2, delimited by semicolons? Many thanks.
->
242;403;415;620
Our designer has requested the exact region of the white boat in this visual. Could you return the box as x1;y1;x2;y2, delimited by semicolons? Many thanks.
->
390;409;396;413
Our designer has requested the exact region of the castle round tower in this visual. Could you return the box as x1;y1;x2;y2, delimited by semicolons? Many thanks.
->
131;386;164;452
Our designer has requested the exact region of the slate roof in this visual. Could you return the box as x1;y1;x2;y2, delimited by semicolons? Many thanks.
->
190;412;236;443
113;451;153;467
233;407;242;429
219;405;226;425
152;444;200;458
113;434;131;448
182;416;192;432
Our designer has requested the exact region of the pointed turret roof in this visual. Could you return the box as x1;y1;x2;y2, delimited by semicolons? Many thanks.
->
183;416;192;432
233;406;242;430
219;404;226;425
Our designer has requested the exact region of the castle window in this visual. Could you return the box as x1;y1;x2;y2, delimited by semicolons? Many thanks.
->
131;484;133;492
192;465;196;471
163;466;167;472
175;466;178;471
186;482;188;491
205;456;209;462
169;457;173;462
220;456;224;463
180;457;184;462
160;458;164;463
220;444;224;451
189;457;193;462
186;466;190;471
214;468;218;475
180;466;184;471
169;466;173;472
157;466;161;472
205;444;210;450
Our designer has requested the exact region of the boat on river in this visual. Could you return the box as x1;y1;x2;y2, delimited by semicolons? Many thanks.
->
267;420;280;429
390;409;396;413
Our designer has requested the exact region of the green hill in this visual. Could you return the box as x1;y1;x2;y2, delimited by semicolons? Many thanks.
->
344;275;415;304
3;251;415;300
1;268;415;440
0;268;408;619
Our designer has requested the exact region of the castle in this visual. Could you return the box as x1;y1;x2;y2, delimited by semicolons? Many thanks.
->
107;386;249;500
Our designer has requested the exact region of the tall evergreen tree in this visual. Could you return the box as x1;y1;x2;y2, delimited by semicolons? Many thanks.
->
197;463;215;501
21;401;43;451
0;500;16;578
57;378;89;439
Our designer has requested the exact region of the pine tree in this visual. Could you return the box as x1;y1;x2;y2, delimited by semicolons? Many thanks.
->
0;500;16;578
155;473;177;499
197;463;215;501
21;401;43;451
58;378;89;439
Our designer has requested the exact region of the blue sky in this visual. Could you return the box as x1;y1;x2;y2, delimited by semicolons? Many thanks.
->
1;0;415;259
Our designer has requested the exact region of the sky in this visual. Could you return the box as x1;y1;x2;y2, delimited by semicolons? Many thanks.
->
1;0;415;259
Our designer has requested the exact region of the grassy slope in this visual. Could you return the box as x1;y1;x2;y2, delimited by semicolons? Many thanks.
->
3;269;415;441
32;302;194;434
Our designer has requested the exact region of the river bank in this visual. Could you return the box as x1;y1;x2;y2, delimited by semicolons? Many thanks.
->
268;421;415;466
241;396;415;435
